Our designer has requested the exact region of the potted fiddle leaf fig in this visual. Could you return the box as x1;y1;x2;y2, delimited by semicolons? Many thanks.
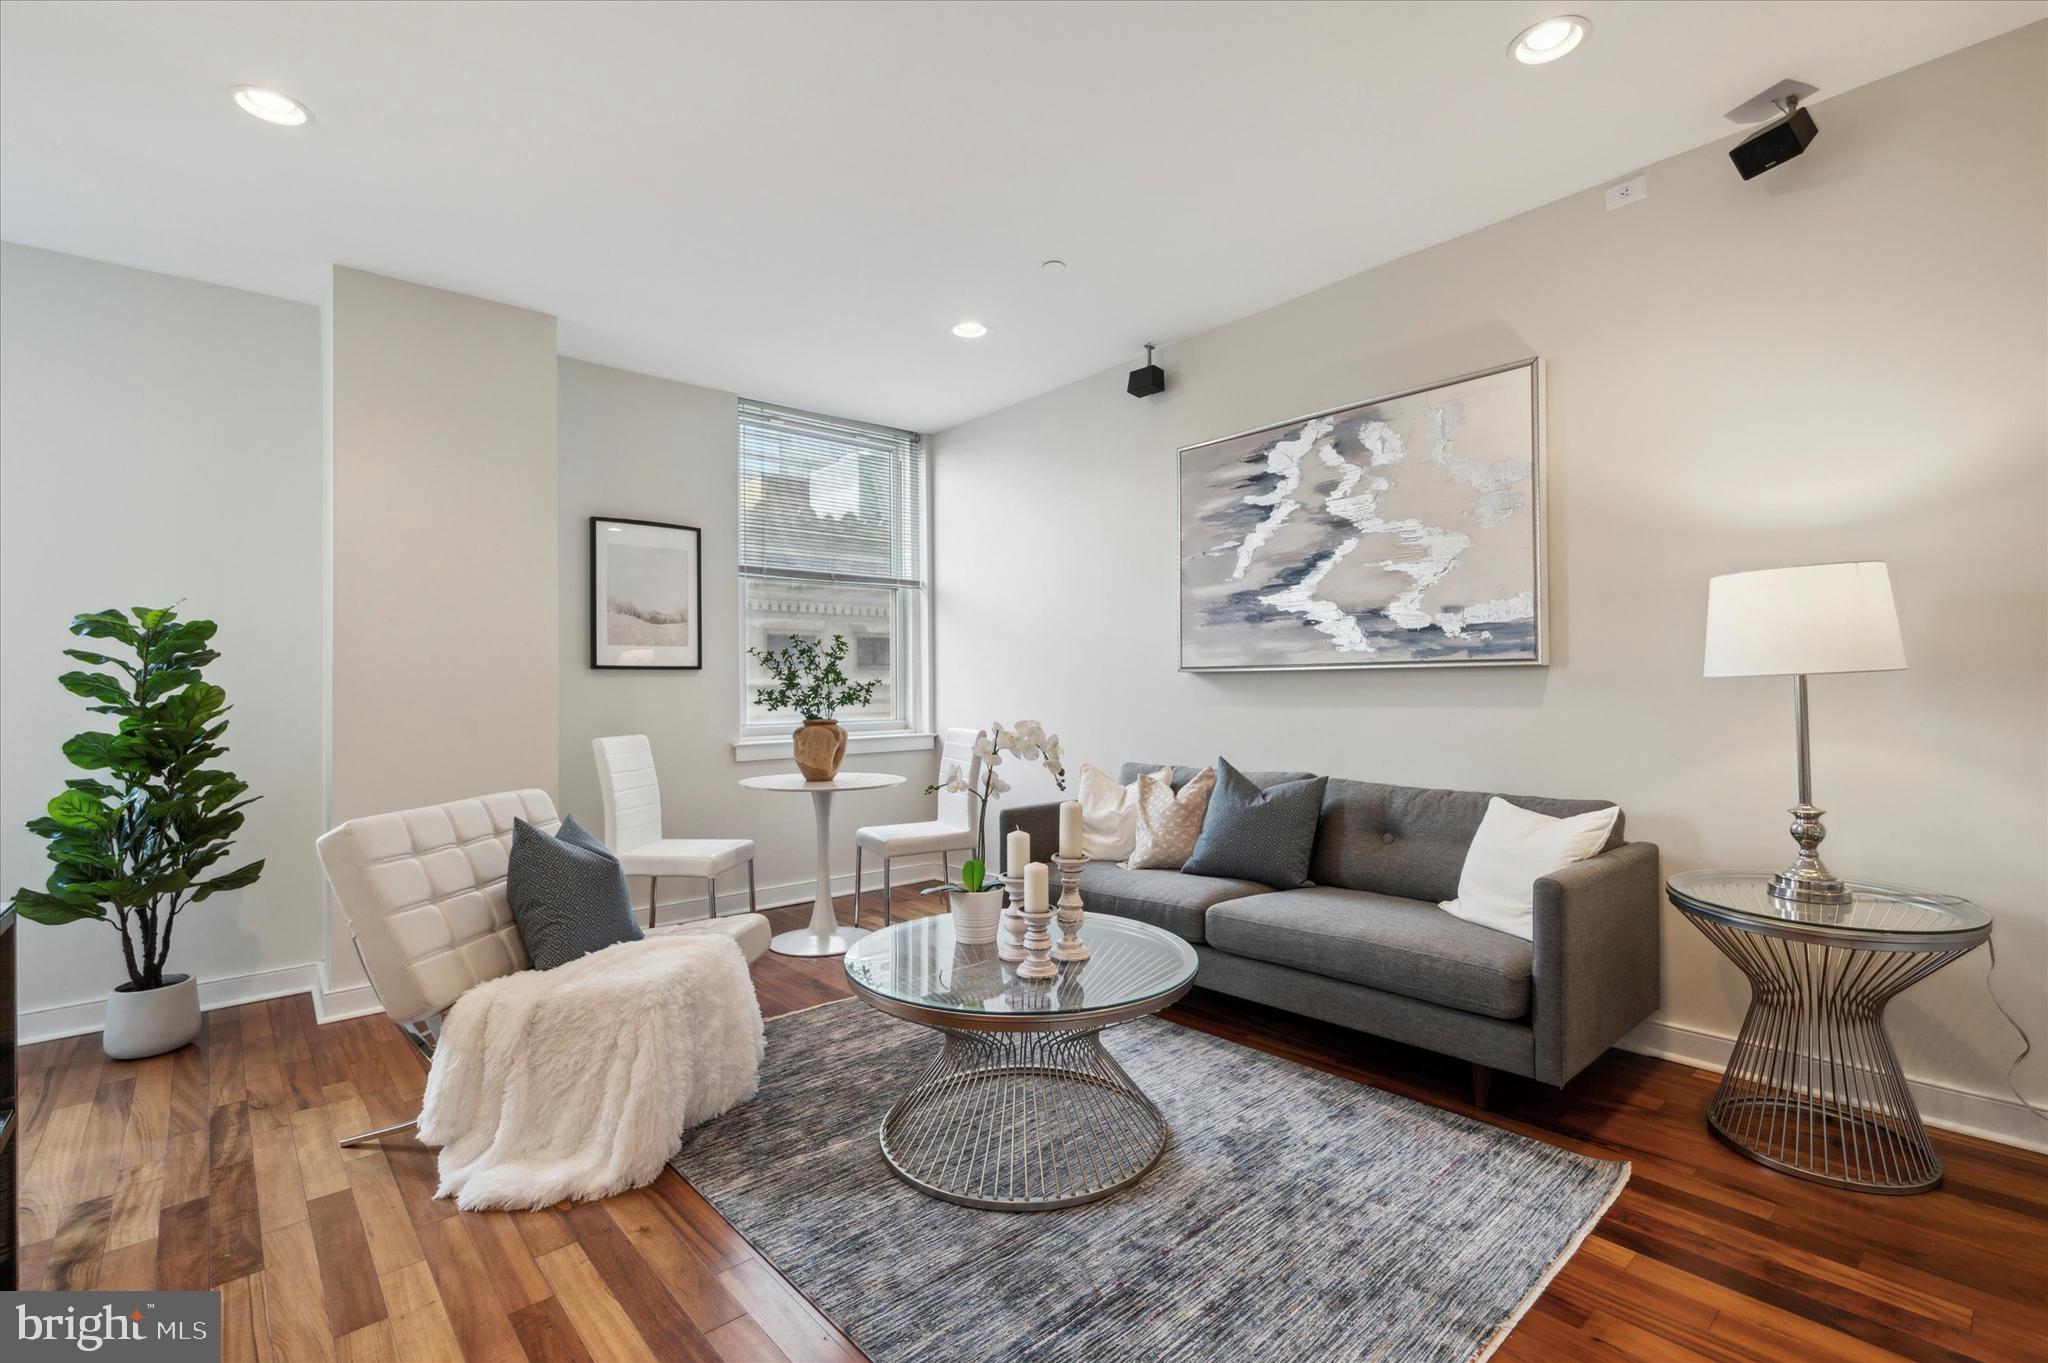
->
747;632;881;781
9;606;265;1059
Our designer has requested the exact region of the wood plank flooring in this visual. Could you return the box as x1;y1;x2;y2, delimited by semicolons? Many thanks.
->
16;881;2047;1361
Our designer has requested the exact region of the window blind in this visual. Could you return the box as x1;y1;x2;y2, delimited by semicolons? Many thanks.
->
738;400;924;588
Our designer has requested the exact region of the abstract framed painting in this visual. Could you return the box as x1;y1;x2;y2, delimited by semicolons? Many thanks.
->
1178;358;1546;671
590;516;702;670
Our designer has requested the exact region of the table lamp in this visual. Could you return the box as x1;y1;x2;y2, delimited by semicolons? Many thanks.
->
1703;562;1906;905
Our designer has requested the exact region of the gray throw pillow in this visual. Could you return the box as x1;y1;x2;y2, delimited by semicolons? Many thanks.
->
1181;757;1327;888
508;815;644;971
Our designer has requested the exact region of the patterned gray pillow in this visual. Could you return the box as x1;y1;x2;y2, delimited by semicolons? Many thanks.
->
1181;757;1328;888
508;815;644;971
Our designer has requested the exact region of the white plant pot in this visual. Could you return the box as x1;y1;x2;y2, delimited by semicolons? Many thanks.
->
949;888;1005;945
103;972;201;1060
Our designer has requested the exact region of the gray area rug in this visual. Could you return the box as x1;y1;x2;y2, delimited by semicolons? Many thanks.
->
673;1000;1627;1363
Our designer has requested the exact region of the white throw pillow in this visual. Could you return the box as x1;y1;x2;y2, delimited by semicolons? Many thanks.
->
1440;797;1620;941
1076;762;1169;862
1122;767;1217;871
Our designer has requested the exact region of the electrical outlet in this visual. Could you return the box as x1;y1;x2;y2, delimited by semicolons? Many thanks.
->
1604;175;1649;210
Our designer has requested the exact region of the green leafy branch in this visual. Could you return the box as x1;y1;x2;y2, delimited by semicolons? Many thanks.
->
747;633;880;721
8;605;265;989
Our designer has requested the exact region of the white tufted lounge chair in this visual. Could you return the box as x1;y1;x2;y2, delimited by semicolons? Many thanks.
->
314;787;770;1147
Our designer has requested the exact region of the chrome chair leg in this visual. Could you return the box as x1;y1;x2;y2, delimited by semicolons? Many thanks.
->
338;1118;418;1148
883;855;893;926
854;845;864;926
941;851;950;884
707;874;718;919
747;858;758;912
648;874;659;930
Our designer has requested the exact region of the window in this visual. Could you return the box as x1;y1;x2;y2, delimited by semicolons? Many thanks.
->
738;400;926;735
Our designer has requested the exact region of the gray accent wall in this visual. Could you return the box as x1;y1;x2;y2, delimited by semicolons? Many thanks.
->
930;28;2048;1136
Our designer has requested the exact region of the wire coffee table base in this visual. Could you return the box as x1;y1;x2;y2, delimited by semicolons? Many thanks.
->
1686;914;1980;1194
877;1027;1170;1211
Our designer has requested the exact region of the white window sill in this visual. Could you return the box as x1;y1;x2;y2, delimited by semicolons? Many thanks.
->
730;730;937;763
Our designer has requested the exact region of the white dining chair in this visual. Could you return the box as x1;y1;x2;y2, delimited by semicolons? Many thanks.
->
852;726;981;927
592;735;757;927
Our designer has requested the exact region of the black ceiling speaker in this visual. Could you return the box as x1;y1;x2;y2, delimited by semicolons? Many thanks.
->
1725;81;1820;182
1127;344;1166;398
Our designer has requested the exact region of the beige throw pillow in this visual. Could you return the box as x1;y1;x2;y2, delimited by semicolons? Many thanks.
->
1122;767;1216;871
1077;762;1171;862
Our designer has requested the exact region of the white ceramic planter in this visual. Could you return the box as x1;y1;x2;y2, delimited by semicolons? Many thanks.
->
949;888;1005;945
103;972;201;1059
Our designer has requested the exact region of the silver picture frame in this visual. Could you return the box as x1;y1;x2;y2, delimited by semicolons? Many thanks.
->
1177;356;1547;672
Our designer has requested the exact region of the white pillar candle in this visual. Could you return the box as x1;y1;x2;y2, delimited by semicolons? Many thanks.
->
1024;862;1049;912
1006;828;1030;877
1058;800;1084;858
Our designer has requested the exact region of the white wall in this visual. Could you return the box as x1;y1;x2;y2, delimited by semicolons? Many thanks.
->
556;358;937;918
0;244;327;1015
932;29;2047;1136
324;267;562;988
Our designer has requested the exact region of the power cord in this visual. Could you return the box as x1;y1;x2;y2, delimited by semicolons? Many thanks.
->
1983;938;2048;1127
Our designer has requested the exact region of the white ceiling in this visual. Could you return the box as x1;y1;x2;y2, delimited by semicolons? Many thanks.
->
2;1;2040;431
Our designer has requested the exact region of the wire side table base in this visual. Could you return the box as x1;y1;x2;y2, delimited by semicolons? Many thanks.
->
877;1027;1170;1211
1683;913;1979;1195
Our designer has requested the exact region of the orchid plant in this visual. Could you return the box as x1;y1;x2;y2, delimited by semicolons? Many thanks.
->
924;719;1066;896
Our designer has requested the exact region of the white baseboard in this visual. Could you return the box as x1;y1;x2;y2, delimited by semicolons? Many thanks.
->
312;981;385;1025
645;856;946;927
20;860;951;1045
1620;1018;2048;1155
30;901;2036;1157
19;963;328;1045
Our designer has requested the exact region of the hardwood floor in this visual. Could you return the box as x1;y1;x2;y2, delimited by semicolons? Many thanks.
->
17;881;2047;1362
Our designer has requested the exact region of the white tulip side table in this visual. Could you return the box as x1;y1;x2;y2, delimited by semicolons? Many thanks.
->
740;771;906;957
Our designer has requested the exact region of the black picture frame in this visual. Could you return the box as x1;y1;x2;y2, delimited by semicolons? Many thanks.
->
589;515;703;670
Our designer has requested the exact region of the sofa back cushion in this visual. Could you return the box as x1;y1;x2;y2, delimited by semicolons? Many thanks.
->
1119;762;1315;791
1310;779;1623;904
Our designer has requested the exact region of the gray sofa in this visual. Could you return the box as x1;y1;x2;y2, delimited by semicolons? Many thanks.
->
1002;763;1660;1101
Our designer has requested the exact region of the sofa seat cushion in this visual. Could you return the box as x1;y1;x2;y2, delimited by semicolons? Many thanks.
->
1077;862;1271;944
1205;886;1532;1019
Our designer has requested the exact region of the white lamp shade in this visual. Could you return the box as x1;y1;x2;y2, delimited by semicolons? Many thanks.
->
1704;562;1906;678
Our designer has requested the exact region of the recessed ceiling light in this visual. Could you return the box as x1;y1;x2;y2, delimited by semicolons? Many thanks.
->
232;85;311;126
1510;15;1588;65
1041;259;1067;274
951;320;988;339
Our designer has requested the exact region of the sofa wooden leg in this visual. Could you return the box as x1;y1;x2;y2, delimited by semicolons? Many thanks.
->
1470;1063;1493;1110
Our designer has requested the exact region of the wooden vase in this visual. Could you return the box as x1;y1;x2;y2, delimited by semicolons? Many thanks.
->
792;718;848;781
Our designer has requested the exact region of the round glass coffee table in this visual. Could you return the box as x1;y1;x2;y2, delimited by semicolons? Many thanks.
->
843;912;1197;1211
1667;870;1991;1194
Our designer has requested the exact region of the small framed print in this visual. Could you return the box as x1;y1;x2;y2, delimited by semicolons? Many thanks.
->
590;516;702;670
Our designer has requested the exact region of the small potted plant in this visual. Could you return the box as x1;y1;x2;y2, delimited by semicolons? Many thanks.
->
748;633;881;781
925;720;1066;943
9;606;265;1059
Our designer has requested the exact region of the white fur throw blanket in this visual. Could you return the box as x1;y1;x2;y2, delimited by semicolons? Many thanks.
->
416;932;763;1210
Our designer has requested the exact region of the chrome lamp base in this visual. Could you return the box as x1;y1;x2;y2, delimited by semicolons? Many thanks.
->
1769;802;1853;905
1768;677;1856;908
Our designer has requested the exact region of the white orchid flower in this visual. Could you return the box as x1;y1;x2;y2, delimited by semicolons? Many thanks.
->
937;761;972;794
1004;719;1046;762
972;730;1000;765
987;771;1011;796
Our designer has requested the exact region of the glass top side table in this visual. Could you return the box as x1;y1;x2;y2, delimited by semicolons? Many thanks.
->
844;914;1197;1210
1666;870;1991;1194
